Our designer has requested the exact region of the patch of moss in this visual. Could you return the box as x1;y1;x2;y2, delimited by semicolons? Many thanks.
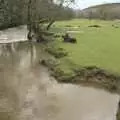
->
45;47;68;58
40;58;59;69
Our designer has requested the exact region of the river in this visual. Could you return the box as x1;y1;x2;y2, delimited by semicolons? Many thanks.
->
0;26;119;120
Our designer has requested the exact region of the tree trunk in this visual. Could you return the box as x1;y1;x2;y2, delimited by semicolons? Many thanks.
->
27;0;32;40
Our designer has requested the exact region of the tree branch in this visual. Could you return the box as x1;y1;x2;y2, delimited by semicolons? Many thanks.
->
46;20;55;30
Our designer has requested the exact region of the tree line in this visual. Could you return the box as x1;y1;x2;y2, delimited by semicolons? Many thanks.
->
0;0;75;30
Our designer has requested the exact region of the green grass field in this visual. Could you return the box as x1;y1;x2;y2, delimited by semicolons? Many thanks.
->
51;19;120;74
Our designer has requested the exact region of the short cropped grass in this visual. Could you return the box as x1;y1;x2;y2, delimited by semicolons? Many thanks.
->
50;19;120;74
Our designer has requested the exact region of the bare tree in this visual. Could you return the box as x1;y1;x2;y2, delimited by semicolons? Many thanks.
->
27;0;75;42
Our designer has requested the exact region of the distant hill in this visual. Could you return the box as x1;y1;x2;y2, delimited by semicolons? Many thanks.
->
80;3;120;20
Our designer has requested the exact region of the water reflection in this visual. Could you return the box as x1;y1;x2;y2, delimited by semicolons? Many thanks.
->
0;42;119;120
0;42;37;68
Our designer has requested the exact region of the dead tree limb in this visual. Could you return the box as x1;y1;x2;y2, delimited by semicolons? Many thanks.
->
46;20;55;30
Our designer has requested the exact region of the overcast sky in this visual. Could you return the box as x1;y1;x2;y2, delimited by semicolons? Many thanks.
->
71;0;120;9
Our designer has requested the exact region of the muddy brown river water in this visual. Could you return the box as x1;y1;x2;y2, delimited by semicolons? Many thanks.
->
0;26;119;120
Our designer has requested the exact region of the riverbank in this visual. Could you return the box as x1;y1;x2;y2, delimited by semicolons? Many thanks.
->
38;42;120;120
39;42;120;119
38;18;120;119
40;44;120;93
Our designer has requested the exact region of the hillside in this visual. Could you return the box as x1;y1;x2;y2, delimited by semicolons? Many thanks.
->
80;3;120;20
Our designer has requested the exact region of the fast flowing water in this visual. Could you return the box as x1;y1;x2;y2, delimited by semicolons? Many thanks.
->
0;26;119;120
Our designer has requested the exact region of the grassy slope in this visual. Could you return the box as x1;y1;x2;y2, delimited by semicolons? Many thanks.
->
51;19;120;74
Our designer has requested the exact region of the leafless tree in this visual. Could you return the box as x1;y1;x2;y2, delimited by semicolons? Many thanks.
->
27;0;75;41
